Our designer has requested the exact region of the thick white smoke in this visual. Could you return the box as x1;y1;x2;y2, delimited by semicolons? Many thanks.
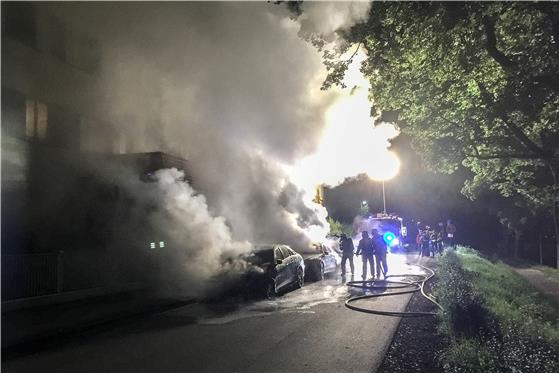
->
297;1;371;41
44;2;394;291
150;168;252;295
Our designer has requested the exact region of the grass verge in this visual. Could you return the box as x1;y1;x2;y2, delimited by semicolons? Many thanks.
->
436;246;559;372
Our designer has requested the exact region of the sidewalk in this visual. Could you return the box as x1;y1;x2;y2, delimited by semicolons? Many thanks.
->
2;289;194;349
511;266;559;304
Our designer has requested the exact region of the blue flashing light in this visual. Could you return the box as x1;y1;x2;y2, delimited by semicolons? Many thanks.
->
383;232;396;246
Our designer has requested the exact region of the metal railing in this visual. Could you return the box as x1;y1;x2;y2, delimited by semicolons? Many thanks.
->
1;251;63;300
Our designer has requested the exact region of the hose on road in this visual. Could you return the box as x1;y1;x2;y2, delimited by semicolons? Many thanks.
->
344;263;443;317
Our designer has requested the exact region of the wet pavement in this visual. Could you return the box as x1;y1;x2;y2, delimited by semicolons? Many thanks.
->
3;253;425;373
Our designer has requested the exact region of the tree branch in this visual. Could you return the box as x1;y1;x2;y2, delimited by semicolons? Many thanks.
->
476;81;550;159
482;16;516;70
499;116;551;159
344;42;362;63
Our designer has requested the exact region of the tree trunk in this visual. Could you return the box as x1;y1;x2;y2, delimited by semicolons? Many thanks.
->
548;162;559;268
514;229;521;259
539;231;543;266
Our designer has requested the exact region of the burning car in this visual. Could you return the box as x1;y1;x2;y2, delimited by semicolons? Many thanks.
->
244;245;305;298
303;243;339;281
211;245;305;300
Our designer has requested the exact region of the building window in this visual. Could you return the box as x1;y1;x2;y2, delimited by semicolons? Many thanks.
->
36;102;48;140
25;99;48;140
25;100;35;138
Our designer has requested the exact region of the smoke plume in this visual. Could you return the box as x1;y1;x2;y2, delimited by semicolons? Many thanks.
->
45;2;383;290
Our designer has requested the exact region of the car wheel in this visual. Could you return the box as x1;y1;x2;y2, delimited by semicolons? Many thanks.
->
265;281;276;300
296;268;304;288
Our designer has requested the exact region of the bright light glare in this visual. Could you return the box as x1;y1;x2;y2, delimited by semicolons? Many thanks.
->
383;231;395;244
288;51;400;194
367;151;400;181
280;50;401;246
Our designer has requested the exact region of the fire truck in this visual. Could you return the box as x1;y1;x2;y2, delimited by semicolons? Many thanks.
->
355;213;408;252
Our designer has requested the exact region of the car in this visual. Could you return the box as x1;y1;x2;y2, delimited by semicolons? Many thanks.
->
303;243;339;281
243;245;305;298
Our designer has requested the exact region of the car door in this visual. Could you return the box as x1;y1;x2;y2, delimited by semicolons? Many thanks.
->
280;246;295;285
322;245;336;273
274;246;289;290
287;247;303;279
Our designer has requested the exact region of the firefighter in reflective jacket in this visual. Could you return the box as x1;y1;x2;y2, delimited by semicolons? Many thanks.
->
339;234;355;276
356;231;376;279
372;229;388;278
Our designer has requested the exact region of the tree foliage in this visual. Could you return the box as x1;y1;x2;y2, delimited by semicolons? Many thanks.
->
327;217;353;237
307;1;559;264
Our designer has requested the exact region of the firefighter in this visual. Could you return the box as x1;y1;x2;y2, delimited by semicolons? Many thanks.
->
356;231;376;280
339;234;355;276
436;222;445;254
428;226;437;257
372;229;388;278
446;219;457;247
418;226;430;257
416;226;423;256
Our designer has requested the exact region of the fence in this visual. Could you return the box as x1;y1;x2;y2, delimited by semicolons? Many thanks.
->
1;252;63;300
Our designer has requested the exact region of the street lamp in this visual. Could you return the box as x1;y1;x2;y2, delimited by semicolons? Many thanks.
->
360;200;369;216
367;151;400;215
382;180;387;214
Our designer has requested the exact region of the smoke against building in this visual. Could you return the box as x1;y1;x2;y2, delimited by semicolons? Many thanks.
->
2;2;398;295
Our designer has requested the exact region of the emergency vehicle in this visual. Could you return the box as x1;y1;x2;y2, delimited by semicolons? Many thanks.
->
355;213;407;252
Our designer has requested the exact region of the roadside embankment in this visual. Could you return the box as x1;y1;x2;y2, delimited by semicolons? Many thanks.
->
436;247;559;372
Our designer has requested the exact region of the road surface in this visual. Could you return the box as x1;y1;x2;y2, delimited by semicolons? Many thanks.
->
3;254;423;373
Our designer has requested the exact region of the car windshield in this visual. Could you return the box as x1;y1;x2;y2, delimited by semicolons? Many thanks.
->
246;247;274;265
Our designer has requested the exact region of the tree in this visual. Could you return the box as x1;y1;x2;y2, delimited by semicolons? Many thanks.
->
327;217;353;237
308;2;559;266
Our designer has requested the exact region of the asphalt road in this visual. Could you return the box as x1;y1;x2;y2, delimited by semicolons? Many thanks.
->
3;254;422;373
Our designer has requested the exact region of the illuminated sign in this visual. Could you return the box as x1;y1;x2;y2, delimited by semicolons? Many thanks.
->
149;241;166;249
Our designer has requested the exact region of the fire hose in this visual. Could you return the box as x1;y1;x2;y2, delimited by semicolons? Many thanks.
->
344;263;443;317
